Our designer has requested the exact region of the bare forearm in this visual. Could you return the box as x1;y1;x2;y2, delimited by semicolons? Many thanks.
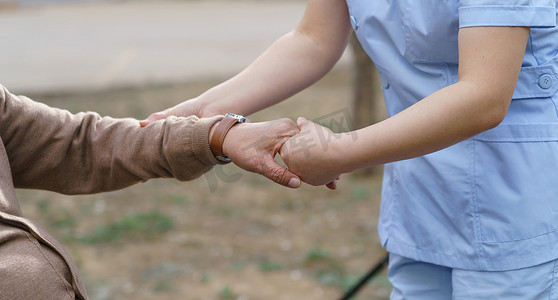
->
339;81;507;171
195;0;352;116
198;30;348;116
283;80;514;186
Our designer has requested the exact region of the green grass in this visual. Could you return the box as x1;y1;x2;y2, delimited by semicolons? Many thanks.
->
315;268;362;292
259;260;284;271
199;273;211;283
219;286;236;299
168;194;189;205
351;187;371;200
50;211;76;228
76;211;173;244
37;200;50;214
306;247;330;261
233;262;247;271
152;281;172;293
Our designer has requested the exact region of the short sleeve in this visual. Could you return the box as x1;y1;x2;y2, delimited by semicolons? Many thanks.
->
459;0;556;28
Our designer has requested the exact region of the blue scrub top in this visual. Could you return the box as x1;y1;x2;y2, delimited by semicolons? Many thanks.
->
346;0;558;271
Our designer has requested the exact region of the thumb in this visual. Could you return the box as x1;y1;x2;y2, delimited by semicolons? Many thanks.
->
139;111;171;127
261;157;301;189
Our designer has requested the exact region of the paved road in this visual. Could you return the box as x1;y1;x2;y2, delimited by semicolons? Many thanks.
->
0;0;351;94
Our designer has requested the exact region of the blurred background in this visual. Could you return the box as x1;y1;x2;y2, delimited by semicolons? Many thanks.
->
0;0;389;299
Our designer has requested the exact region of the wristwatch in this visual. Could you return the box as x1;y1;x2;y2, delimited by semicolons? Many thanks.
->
210;113;248;163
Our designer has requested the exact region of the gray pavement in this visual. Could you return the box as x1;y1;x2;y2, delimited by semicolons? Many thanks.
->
0;0;351;94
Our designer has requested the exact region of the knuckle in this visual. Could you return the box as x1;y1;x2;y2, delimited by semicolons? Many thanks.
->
153;112;166;119
280;117;295;125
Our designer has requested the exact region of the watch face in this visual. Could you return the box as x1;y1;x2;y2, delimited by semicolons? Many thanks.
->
215;155;232;163
225;113;247;123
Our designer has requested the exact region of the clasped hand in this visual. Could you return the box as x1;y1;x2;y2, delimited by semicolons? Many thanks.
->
211;117;343;190
141;104;344;189
279;117;344;190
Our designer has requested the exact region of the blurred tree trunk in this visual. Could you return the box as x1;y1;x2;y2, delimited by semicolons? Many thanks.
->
350;33;384;176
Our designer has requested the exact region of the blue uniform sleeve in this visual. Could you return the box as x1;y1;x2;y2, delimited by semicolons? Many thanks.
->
459;0;556;28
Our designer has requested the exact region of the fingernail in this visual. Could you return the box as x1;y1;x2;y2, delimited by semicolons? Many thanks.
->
288;177;301;188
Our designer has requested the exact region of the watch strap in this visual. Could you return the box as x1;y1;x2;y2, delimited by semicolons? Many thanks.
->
210;115;241;161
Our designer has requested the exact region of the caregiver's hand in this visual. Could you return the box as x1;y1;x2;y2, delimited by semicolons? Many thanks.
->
280;117;346;190
217;118;302;189
140;98;216;127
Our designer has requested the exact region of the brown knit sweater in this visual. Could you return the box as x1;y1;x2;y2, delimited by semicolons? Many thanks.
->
0;84;222;299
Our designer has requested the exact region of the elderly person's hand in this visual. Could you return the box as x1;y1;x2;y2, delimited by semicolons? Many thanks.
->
215;117;302;188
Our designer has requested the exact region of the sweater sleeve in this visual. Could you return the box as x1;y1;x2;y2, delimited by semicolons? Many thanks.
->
0;84;223;195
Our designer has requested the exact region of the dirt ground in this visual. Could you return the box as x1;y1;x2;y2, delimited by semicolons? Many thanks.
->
16;66;391;300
